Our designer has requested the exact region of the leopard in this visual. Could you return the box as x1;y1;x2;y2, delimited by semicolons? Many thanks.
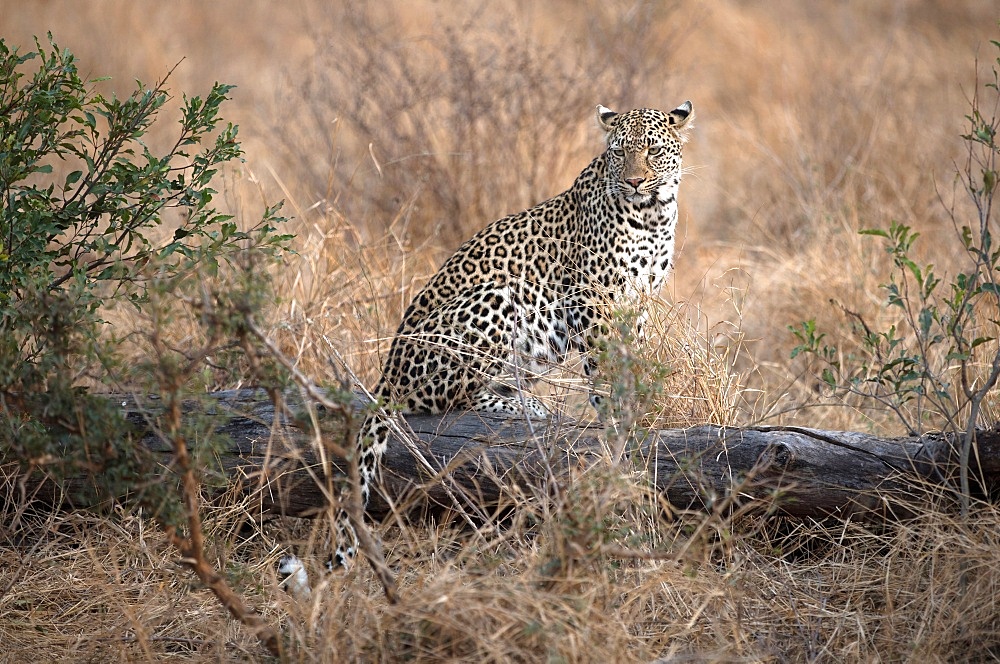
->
279;101;693;586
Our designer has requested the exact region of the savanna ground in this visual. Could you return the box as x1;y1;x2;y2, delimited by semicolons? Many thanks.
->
3;1;1000;661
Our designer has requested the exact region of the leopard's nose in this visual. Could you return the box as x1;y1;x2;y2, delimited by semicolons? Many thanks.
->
625;177;645;189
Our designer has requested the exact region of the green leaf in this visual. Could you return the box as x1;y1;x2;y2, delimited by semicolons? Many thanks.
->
64;170;82;187
859;228;889;238
971;336;995;349
821;368;836;389
918;308;934;337
900;257;922;284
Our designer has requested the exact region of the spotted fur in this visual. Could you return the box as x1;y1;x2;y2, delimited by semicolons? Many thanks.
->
332;102;693;569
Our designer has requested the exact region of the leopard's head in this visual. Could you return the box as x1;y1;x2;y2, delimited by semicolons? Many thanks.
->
596;102;693;207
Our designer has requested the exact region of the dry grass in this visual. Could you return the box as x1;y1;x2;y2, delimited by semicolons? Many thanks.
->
2;0;1000;661
5;470;1000;662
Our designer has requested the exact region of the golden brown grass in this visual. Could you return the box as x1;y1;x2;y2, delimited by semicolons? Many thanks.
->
2;1;1000;661
6;469;1000;661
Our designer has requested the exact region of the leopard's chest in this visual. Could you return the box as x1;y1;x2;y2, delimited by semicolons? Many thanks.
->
622;224;676;298
582;204;678;302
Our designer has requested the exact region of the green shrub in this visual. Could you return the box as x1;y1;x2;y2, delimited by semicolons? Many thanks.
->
791;38;1000;510
0;35;290;519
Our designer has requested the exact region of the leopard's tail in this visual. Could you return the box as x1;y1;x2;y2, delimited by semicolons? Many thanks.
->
329;386;392;569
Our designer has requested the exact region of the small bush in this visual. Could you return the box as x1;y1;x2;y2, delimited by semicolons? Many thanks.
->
0;34;290;522
791;37;1000;510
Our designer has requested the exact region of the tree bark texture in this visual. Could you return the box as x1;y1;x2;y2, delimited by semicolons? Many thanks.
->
40;390;1000;521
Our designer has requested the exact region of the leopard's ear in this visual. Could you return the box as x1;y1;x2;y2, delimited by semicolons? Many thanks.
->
596;104;618;133
668;101;693;127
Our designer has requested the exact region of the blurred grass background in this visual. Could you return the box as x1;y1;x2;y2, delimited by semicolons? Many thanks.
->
3;0;994;431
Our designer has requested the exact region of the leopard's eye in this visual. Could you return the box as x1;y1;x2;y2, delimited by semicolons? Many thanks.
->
610;147;625;158
648;145;664;157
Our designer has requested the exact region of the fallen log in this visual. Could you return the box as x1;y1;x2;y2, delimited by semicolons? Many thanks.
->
31;389;1000;521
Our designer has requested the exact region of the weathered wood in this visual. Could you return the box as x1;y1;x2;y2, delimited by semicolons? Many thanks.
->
45;389;1000;521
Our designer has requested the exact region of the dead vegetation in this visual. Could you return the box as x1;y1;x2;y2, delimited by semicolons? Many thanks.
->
2;1;1000;661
